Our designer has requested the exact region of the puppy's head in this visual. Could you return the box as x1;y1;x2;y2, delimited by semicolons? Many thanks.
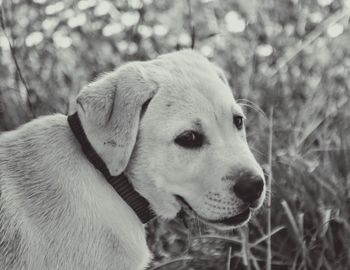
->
76;50;265;229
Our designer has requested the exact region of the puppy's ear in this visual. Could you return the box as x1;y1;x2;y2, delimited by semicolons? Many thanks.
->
76;62;158;176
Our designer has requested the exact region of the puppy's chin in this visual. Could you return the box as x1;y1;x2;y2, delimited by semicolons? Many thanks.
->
175;196;252;230
199;209;251;230
149;197;181;219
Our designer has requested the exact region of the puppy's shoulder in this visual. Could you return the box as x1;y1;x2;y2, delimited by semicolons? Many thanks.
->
0;113;75;181
0;114;67;143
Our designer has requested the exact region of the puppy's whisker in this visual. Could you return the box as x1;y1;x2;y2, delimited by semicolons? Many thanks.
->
249;146;264;157
199;217;203;239
236;100;267;120
236;98;260;109
195;217;201;237
239;103;266;119
195;216;202;239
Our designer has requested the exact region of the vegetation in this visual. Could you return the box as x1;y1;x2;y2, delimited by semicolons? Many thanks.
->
0;0;349;269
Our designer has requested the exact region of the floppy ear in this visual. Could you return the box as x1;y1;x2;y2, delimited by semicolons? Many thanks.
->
75;62;158;176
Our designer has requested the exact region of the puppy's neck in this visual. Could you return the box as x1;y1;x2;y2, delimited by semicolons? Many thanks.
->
67;113;156;224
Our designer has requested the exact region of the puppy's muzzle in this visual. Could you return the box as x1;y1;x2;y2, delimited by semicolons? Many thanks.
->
232;172;264;204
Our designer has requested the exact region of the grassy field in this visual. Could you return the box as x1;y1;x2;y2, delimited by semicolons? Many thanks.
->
0;0;349;269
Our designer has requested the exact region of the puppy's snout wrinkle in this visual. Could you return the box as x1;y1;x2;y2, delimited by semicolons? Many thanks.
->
232;172;264;203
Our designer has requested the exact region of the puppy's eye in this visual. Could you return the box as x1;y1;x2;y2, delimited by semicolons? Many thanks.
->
233;115;244;130
175;131;204;149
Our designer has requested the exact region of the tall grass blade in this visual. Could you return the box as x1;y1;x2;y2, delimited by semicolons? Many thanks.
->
266;107;274;270
281;200;300;242
226;246;232;270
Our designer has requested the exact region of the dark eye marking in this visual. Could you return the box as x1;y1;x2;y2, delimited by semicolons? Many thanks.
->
175;130;204;149
233;115;244;130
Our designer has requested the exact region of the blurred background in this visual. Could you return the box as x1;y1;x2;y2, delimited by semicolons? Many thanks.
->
0;0;349;269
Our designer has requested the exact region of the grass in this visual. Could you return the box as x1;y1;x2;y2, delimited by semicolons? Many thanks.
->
1;0;349;269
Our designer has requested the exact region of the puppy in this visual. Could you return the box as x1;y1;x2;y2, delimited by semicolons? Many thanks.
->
0;50;265;270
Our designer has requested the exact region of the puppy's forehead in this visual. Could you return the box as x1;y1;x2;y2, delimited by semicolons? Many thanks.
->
151;50;241;116
156;50;225;89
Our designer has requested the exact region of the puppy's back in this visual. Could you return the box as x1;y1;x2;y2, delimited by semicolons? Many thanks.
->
0;114;76;269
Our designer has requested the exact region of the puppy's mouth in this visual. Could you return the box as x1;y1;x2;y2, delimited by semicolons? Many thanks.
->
175;195;251;228
208;208;251;227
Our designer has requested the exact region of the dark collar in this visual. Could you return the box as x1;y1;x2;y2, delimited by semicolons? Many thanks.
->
67;113;155;224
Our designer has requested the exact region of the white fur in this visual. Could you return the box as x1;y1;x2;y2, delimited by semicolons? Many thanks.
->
0;50;265;269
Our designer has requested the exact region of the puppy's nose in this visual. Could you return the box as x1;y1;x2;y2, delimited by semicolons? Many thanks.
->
233;173;264;203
